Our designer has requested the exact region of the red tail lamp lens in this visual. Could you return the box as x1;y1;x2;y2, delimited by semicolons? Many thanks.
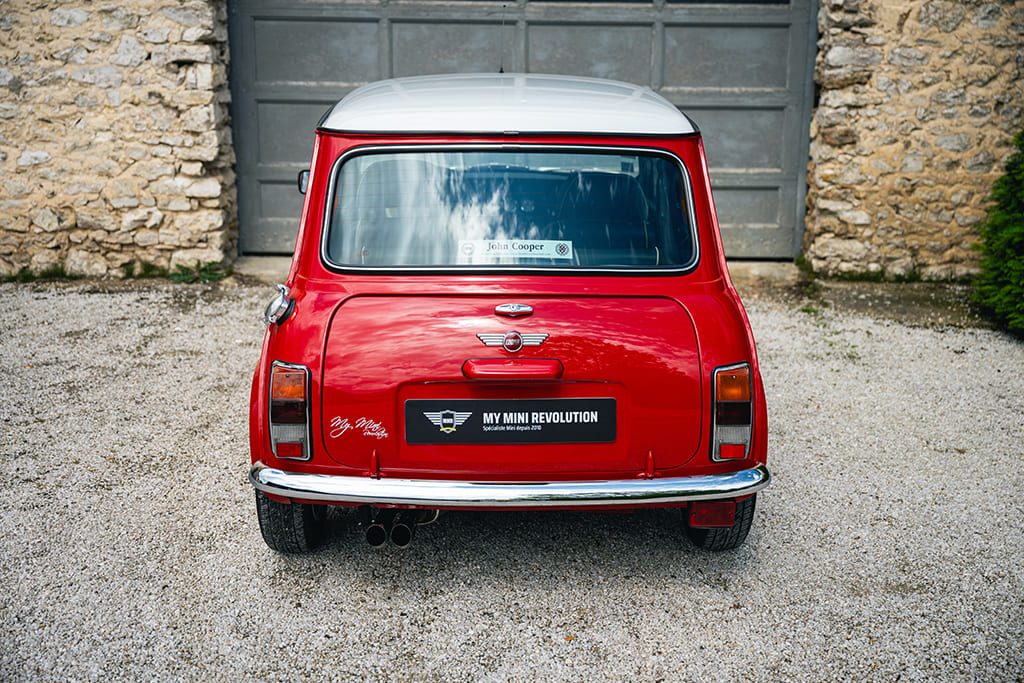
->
717;443;747;460
274;442;305;459
689;500;736;528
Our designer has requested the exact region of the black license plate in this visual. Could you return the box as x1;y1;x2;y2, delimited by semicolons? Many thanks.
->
405;398;616;445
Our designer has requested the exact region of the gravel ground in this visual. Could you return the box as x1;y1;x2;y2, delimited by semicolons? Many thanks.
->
1;279;1022;681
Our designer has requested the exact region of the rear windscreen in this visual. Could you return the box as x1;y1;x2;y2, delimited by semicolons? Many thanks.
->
324;149;696;270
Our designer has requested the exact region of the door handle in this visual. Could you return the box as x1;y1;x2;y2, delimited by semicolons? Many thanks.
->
462;358;564;380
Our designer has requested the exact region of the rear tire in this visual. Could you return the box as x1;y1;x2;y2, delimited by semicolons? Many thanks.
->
255;490;326;553
684;496;756;551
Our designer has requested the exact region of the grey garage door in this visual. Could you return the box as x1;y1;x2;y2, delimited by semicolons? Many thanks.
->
228;0;817;258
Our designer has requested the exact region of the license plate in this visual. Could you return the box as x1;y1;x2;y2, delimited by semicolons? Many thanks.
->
405;398;616;445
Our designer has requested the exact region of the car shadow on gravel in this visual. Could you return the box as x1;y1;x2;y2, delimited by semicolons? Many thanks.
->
293;507;757;582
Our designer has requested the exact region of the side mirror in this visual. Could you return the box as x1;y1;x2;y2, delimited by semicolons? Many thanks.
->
297;169;309;195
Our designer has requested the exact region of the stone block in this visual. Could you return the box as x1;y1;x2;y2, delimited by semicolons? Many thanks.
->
919;2;965;33
17;150;51;166
181;103;219;132
821;126;858;146
65;249;108;277
965;150;995;173
153;44;216;67
53;46;88;65
121;208;165;230
954;210;983;227
163;4;216;29
110;36;147;68
183;24;227;43
70;66;122;89
134;230;159;247
931;88;966;106
839;210;872;225
51;8;89;27
140;27;171;44
30;249;61;273
973;4;1001;29
134;161;176;181
902;154;925;172
175;209;224;233
158;226;184;246
32;208;59;232
100;6;140;31
817;199;854;213
180;161;204;176
67;180;105;196
159;197;193;211
889;47;929;66
185;177;221;198
936;134;971;152
170;247;222;270
825;45;882;68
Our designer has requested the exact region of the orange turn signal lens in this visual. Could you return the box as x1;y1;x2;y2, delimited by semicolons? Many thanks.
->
716;365;750;402
271;365;307;401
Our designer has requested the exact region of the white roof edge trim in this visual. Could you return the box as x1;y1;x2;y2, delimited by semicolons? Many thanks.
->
320;73;697;136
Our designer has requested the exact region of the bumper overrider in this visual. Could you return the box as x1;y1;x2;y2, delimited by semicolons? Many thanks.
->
249;461;770;508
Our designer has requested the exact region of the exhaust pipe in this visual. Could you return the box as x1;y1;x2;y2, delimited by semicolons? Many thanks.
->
390;514;415;548
364;509;395;547
365;522;387;547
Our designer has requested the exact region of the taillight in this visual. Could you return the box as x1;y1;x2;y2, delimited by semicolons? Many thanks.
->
269;361;311;460
712;363;751;461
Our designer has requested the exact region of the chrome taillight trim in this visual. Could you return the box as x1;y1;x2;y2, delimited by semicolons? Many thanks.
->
268;360;312;461
710;362;752;462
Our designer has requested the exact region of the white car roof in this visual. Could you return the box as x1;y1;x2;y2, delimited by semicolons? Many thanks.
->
319;73;697;136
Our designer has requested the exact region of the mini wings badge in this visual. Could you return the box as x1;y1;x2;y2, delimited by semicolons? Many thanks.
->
423;410;473;433
476;330;548;353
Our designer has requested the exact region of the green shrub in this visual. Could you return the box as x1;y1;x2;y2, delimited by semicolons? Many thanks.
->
169;262;229;284
1;264;79;283
974;130;1024;335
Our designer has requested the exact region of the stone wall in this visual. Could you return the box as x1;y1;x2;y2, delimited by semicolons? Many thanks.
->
0;0;234;277
2;1;1021;279
805;0;1024;279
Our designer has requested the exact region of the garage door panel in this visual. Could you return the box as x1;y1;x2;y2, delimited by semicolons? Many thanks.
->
244;217;302;254
230;1;816;258
713;186;781;228
257;102;327;164
260;181;305;220
664;25;790;89
393;23;504;77
253;19;379;84
688;107;786;171
528;24;652;83
721;224;794;257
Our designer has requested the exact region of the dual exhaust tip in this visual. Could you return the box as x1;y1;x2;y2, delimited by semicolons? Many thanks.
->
364;510;426;548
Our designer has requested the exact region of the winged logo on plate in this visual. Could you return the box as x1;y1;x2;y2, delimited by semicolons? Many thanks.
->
476;331;548;353
423;410;473;434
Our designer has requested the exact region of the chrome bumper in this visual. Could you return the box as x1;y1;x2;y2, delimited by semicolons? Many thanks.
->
249;461;770;508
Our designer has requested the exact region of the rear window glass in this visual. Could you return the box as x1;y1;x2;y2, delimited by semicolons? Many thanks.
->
324;149;696;270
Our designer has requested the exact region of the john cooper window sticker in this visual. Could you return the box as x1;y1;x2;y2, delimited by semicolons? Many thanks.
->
458;239;573;264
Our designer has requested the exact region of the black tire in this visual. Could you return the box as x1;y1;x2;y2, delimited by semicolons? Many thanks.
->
684;496;756;551
255;490;326;553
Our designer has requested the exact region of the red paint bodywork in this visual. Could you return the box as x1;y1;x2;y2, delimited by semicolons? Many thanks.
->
249;131;768;509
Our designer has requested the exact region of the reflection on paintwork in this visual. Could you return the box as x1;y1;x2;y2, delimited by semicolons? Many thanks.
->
321;296;701;473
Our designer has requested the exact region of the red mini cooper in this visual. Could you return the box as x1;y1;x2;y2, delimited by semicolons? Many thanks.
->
249;74;770;552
